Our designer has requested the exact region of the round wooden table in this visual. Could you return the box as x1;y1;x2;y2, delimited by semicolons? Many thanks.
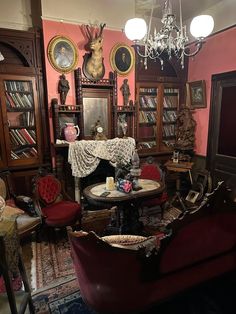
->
83;179;165;234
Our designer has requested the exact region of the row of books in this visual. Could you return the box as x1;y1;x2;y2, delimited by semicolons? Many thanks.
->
162;139;176;147
139;96;157;108
163;95;178;108
164;88;179;94
4;80;31;93
11;147;38;159
139;111;156;123
5;92;33;109
138;141;157;149
8;111;35;128
10;128;36;146
163;110;177;122
163;124;176;137
139;87;158;94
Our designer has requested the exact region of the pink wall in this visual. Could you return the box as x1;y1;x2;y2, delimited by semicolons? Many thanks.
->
42;20;135;165
188;26;236;156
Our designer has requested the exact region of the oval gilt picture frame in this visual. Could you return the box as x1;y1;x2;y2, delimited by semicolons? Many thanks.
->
110;43;135;76
47;35;78;74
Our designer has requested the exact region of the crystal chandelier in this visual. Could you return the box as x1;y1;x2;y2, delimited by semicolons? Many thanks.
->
124;0;214;69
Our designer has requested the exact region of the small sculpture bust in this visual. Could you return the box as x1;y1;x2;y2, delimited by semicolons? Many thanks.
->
120;79;131;106
58;74;70;105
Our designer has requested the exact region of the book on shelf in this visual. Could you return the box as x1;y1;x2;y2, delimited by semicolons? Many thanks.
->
18;128;36;144
163;110;177;122
163;124;176;137
4;80;31;93
10;128;36;146
5;91;33;109
138;141;157;149
139;87;157;94
163;96;178;108
11;146;38;159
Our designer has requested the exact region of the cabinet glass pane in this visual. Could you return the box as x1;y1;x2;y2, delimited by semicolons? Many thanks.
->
4;79;38;160
162;88;179;147
138;87;158;149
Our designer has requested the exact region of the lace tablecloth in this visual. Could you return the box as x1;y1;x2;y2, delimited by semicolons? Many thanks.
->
68;137;136;178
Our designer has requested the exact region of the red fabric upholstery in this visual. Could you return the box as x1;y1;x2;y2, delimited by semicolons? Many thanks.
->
140;163;168;207
36;175;61;204
35;173;81;227
160;212;236;274
42;200;81;227
140;164;162;181
69;229;236;314
68;184;236;314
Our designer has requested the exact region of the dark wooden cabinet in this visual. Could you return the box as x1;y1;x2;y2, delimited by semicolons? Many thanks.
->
52;68;136;142
135;52;187;157
0;75;42;166
0;28;50;195
136;82;180;155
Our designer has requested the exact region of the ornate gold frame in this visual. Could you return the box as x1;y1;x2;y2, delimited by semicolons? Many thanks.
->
47;35;78;74
110;43;135;76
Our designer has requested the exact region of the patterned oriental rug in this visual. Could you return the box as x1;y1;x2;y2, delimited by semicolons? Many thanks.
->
32;277;96;314
31;230;76;291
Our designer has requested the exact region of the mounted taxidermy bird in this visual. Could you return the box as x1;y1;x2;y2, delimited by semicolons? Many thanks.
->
82;23;106;81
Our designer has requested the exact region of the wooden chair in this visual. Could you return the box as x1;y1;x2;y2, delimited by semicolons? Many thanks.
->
0;171;41;239
140;160;168;216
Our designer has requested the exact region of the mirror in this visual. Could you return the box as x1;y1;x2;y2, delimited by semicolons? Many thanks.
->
82;89;111;139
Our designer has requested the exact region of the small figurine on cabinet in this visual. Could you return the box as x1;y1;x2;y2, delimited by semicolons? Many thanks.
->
58;74;70;105
91;119;107;140
118;113;128;138
120;79;131;106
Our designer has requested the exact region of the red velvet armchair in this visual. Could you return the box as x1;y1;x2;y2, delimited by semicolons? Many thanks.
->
69;182;236;314
33;172;81;228
140;161;168;209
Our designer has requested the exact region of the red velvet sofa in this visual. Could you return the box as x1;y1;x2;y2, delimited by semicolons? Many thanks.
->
69;182;236;314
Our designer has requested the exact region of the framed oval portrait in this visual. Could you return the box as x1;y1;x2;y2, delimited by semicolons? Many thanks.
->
47;35;78;74
110;43;135;76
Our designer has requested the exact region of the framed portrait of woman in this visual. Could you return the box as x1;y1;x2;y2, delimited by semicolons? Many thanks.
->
47;35;78;73
110;43;135;76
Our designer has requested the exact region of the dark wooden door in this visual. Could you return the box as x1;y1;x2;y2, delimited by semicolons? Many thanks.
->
207;71;236;185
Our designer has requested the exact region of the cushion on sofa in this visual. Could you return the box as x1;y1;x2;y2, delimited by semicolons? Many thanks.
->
102;234;160;256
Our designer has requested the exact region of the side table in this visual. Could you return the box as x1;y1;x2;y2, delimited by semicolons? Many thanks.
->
165;160;194;211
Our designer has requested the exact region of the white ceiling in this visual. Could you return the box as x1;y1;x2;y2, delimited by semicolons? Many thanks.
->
136;0;223;21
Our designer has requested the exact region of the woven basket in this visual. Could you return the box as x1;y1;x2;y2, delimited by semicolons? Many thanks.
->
81;207;116;235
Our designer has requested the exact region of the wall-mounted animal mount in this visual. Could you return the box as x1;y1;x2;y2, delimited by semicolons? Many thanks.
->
82;23;106;81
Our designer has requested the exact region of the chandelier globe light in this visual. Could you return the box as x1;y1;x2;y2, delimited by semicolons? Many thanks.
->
124;18;147;41
190;15;214;39
124;0;214;69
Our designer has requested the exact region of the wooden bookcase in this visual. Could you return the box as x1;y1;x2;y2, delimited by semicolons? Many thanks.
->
0;28;50;195
135;52;187;157
0;75;41;166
